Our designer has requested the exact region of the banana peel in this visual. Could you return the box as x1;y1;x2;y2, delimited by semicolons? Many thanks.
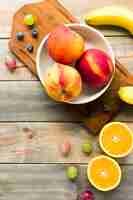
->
84;6;133;34
118;86;133;105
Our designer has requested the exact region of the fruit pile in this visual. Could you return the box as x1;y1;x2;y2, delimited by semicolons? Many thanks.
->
43;25;113;102
84;5;133;104
65;122;133;195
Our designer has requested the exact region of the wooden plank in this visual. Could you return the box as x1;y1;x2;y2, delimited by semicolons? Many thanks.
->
0;37;133;80
0;122;131;163
0;81;82;122
0;81;132;122
108;36;133;60
119;57;133;75
0;0;132;37
0;40;35;80
0;0;39;38
0;164;132;199
61;0;133;17
0;122;93;163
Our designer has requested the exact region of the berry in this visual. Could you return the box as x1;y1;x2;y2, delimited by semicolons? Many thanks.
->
66;166;78;181
82;141;92;155
78;189;94;200
60;141;71;157
16;32;24;41
24;14;35;26
26;44;33;53
32;28;38;38
5;55;17;71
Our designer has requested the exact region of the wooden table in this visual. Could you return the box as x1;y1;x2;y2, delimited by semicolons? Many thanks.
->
0;0;133;199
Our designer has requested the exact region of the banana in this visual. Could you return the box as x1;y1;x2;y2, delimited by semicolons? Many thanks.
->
84;6;133;34
118;86;133;105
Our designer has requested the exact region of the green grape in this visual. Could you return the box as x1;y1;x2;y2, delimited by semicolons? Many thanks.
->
24;14;35;26
66;166;78;181
82;140;92;155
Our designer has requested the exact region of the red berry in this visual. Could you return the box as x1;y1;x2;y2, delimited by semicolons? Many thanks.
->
78;189;94;200
5;55;17;71
60;141;71;157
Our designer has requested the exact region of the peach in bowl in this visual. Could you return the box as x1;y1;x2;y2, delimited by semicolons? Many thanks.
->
36;23;115;104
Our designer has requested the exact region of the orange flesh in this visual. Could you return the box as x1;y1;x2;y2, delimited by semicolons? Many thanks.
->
101;124;133;155
89;157;120;189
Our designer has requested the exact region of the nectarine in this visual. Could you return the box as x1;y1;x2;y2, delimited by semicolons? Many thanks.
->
47;25;85;65
43;63;82;102
76;49;113;89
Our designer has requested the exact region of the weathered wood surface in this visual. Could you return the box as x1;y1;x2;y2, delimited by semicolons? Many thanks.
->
0;164;131;200
0;40;35;80
0;81;81;122
0;122;96;163
0;0;133;37
0;37;133;80
0;0;133;199
62;0;133;16
0;81;132;122
0;122;131;163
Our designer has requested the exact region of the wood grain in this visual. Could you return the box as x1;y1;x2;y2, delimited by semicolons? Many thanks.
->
108;36;133;59
61;0;133;17
0;37;133;80
0;122;131;163
0;0;133;37
0;1;132;199
0;164;132;199
0;81;132;122
0;40;35;80
0;81;82;122
0;122;96;163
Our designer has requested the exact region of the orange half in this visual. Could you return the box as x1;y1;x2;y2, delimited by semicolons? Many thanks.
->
99;122;133;158
87;155;121;191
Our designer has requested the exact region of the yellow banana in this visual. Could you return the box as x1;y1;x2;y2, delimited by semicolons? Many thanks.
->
118;86;133;105
84;6;133;34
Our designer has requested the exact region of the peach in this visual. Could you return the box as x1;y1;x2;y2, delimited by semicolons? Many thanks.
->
76;49;113;89
47;25;85;65
43;63;82;102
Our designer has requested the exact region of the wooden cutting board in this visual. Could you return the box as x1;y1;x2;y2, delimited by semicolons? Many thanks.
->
9;0;133;134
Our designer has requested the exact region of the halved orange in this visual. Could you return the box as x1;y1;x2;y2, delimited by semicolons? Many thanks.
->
99;122;133;158
87;155;121;191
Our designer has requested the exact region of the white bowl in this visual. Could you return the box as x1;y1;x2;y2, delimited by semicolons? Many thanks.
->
36;23;115;104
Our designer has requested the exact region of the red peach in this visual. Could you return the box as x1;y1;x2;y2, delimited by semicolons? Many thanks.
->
47;25;85;65
43;63;82;102
76;49;113;89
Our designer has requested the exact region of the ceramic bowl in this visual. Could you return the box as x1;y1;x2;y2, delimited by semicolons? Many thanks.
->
36;23;115;104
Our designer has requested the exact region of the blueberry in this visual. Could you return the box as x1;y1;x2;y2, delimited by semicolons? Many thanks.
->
16;32;24;41
32;28;38;38
26;44;33;53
